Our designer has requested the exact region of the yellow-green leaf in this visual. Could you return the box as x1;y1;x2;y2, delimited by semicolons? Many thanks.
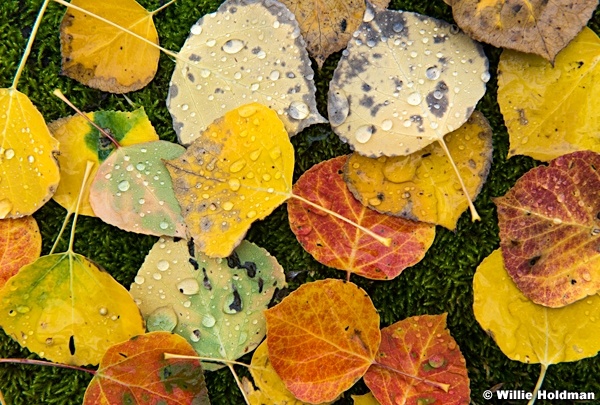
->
49;108;159;216
498;27;600;162
0;89;60;218
0;252;145;365
59;0;160;93
344;111;492;229
165;103;294;257
473;249;600;365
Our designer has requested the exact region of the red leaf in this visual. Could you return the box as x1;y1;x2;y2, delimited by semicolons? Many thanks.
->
83;332;209;405
288;156;435;280
495;150;600;307
0;217;41;289
364;314;470;405
265;279;381;403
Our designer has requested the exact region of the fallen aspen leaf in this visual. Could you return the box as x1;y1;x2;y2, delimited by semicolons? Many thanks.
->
0;217;41;289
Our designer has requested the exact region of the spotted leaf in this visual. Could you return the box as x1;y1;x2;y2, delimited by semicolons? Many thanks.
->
474;250;600;366
278;0;390;68
0;217;41;289
60;0;160;93
265;279;380;403
364;314;470;405
498;27;600;162
49;108;159;216
129;237;286;371
328;8;488;157
495;151;600;307
89;141;186;237
0;252;145;365
288;156;435;280
344;111;493;229
449;0;597;63
165;103;294;257
83;332;210;405
167;0;326;145
0;89;60;218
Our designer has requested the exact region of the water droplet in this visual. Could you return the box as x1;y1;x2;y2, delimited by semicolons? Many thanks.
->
521;136;529;144
287;101;309;120
355;125;374;143
582;272;592;281
238;104;257;117
407;92;422;106
200;69;211;78
157;260;170;271
481;71;491;83
425;66;440;80
269;70;280;80
249;149;262;161
229;159;246;173
153;273;162;280
273;20;280;29
222;39;244;54
27;155;34;163
256;50;266;59
202;314;216;328
410;51;418;58
157;221;169;231
393;22;404;32
134;275;145;285
262;174;271;181
4;149;14;159
250;82;260;91
553;218;562;225
247;211;257;219
190;330;201;342
428;354;445;368
269;147;282;160
16;306;30;314
206;38;216;47
99;307;108;316
238;331;248;345
363;6;375;22
223;201;234;211
191;24;202;35
228;178;241;191
178;278;200;295
381;120;393;131
118;180;130;192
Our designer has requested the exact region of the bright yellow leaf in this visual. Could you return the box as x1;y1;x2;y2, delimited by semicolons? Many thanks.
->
49;108;159;216
498;27;600;162
352;393;380;405
0;89;60;218
165;103;294;257
344;111;493;230
59;0;160;93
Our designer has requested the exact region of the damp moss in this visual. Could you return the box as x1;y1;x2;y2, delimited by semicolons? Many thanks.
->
1;1;599;404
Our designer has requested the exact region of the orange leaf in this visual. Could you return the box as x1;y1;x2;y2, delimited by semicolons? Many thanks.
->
265;279;380;403
288;156;435;280
0;217;41;289
364;314;470;405
83;332;209;405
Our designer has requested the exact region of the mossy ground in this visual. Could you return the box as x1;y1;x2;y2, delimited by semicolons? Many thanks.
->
1;0;599;404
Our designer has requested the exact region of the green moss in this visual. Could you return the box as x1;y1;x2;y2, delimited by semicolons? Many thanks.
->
1;1;599;404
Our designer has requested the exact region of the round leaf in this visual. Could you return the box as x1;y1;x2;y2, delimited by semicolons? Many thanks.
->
498;27;600;162
165;103;295;257
288;156;435;280
345;111;492;229
89;141;186;237
0;216;41;289
494;151;600;307
327;9;488;157
265;279;380;403
474;249;600;365
167;0;325;145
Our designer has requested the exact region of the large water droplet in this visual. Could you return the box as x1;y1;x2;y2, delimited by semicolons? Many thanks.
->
191;24;202;35
407;92;422;106
200;69;211;78
289;101;309;120
157;260;170;271
228;178;241;191
393;22;404;32
118;180;130;192
134;275;145;285
177;278;200;295
269;70;280;80
202;313;216;327
355;125;374;143
223;201;234;211
206;39;216;47
222;39;244;54
425;66;440;80
328;90;349;126
229;159;246;173
4;149;14;159
250;82;260;91
363;6;375;22
159;221;169;230
481;71;491;83
381;119;393;131
147;307;178;332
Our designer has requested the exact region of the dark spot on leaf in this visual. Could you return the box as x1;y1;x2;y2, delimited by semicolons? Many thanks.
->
119;352;128;358
189;257;199;270
187;73;195;82
362;83;371;92
169;84;178;98
241;261;257;278
433;34;447;43
187;239;195;257
517;109;528;125
226;251;241;269
422;153;431;158
69;336;75;356
202;268;212;290
340;19;347;32
251;47;261;54
229;285;242;312
571;279;577;285
359;95;374;108
258;277;264;293
188;54;201;62
512;4;522;13
529;256;541;266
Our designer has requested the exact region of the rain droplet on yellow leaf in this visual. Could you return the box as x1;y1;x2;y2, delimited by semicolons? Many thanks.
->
59;0;160;93
0;89;60;218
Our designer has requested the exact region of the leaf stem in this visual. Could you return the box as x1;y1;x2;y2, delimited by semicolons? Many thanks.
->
52;89;121;148
227;363;251;405
10;0;51;89
163;353;251;368
67;161;95;253
150;0;177;15
0;388;6;405
49;211;73;255
0;358;95;375
437;138;480;222
528;364;547;405
289;193;392;247
372;361;451;392
52;0;179;60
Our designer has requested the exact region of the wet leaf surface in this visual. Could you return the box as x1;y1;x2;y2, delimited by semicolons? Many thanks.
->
0;217;41;289
265;279;380;403
60;0;160;93
288;156;435;280
167;0;325;145
49;108;159;216
83;332;210;405
364;314;470;405
498;27;600;162
130;237;285;371
495;151;600;307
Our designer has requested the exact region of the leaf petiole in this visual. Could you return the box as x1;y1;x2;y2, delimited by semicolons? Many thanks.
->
372;361;451;392
0;358;95;375
149;0;177;15
528;364;548;405
163;353;251;368
227;363;251;405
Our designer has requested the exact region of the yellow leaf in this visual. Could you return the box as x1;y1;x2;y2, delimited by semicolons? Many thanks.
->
59;0;160;93
498;27;600;162
352;392;380;405
165;103;294;257
49;108;159;216
473;249;600;365
344;111;492;229
0;252;145;365
0;89;60;218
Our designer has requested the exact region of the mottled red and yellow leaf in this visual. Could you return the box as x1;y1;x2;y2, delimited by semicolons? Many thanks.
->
0;217;41;289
